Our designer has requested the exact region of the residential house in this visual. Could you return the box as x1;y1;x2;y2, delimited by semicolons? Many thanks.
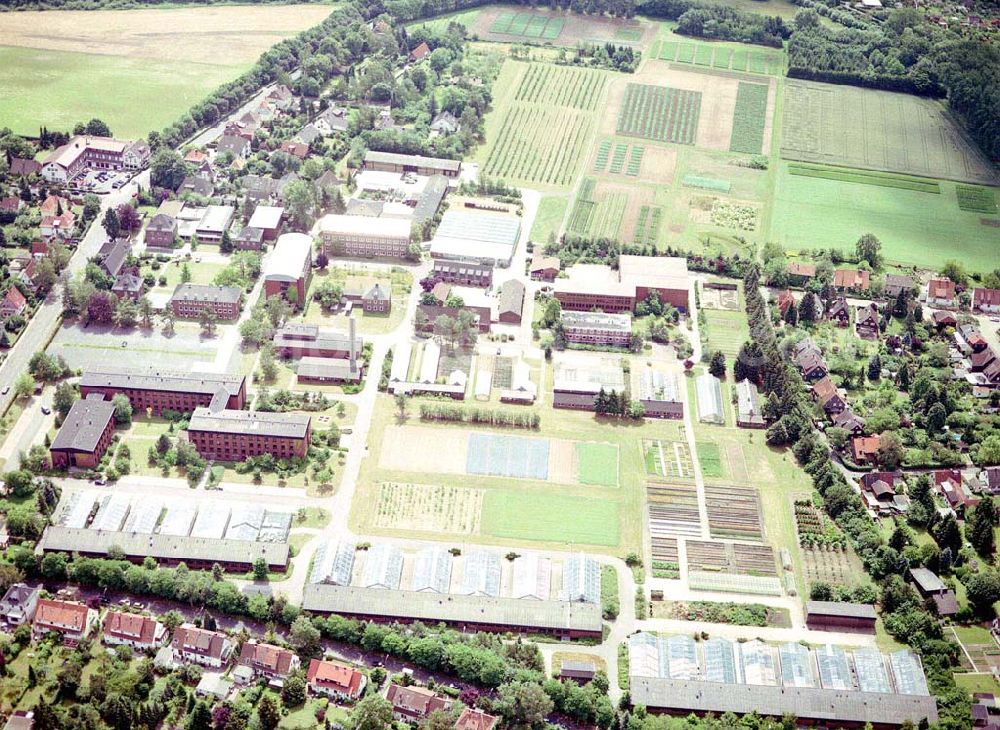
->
430;110;460;136
3;711;34;730
833;269;870;292
97;238;131;278
932;310;957;329
973;288;1000;314
832;408;865;436
247;205;284;241
850;434;881;465
235;226;265;251
293;124;322;146
315;106;349;134
265;84;295;111
797;351;828;382
184;149;208;165
176;175;214;198
934;469;979;516
860;471;902;515
386;684;451;723
306;658;366;700
170;623;234;668
409;41;431;62
343;281;391;314
855;303;880;339
0;197;23;216
926;278;957;307
32;599;94;644
787;262;816;286
884;274;915;299
40;195;70;218
0;287;27;318
0;584;40;627
49;395;117;470
111;270;143;301
455;709;499;730
237;641;301;684
279;141;310;160
827;297;850;327
970;348;996;373
530;254;560;282
40;210;75;240
144;213;177;247
979;466;1000;494
216;135;250;161
909;567;958;616
9;157;42;176
812;376;846;416
776;290;795;317
956;324;988;354
101;611;166;650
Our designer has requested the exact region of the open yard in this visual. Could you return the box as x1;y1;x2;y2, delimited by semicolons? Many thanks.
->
780;79;997;185
771;160;1000;272
480;61;607;188
0;5;331;137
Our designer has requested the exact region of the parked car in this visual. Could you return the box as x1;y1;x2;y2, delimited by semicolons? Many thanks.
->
40;406;51;415
1;385;8;395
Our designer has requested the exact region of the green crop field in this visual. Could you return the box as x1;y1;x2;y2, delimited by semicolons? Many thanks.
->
956;184;998;214
490;10;565;40
729;82;768;154
772;161;1000;272
481;491;620;545
0;46;239;138
616;83;702;145
787;163;941;194
481;62;605;187
657;39;784;75
577;443;619;486
696;442;724;478
633;205;662;246
781;79;998;186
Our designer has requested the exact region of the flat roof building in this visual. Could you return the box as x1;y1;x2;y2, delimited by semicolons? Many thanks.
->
430;211;521;266
554;256;689;313
194;205;234;243
363;150;461;177
246;205;284;240
560;311;632;348
169;284;242;320
319;214;412;259
264;232;312;305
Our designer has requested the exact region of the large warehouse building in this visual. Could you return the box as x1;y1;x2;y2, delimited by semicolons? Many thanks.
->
628;634;937;728
553;255;690;313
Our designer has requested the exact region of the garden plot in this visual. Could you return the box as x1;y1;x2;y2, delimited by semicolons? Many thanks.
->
616;83;702;145
686;539;778;576
657;39;785;75
688;196;759;232
647;483;703;539
795;499;866;587
949;627;1000;674
699;284;740;311
705;484;763;541
374;482;483;534
781;79;998;185
489;9;564;40
643;439;693;480
651;537;679;576
568;179;655;244
481;491;620;546
378;425;469;474
703;307;751;363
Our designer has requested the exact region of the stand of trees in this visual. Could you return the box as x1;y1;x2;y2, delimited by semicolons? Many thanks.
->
418;403;541;429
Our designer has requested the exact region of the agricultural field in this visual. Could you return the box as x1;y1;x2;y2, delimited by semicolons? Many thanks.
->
567;178;656;244
472;5;654;47
480;61;606;187
0;5;331;137
654;39;785;75
374;482;483;534
705;484;764;541
647;483;703;540
643;439;694;479
616;84;702;145
781;79;998;185
729;82;769;154
771;160;1000;272
480;491;620;545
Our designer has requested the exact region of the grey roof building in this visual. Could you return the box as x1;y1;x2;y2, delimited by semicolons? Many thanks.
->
50;396;116;454
187;408;310;439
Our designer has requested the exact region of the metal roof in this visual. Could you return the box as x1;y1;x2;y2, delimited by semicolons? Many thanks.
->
629;677;938;725
411;547;453;594
38;526;290;566
458;549;501;597
364;150;461;172
805;600;878;620
302;583;603;634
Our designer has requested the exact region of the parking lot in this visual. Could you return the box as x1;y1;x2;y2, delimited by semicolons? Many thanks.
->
68;167;133;195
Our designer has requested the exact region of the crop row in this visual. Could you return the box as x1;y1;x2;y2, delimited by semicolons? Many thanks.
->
515;63;605;111
616;83;701;145
484;103;592;185
729;81;768;155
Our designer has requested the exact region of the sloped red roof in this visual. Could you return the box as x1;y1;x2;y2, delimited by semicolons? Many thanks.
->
307;658;364;695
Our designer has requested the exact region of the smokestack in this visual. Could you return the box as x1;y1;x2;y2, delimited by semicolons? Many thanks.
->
349;317;357;374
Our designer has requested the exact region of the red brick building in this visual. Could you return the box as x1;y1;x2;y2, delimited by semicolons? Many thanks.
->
554;256;689;314
804;601;877;633
49;396;117;470
169;283;242;320
186;406;311;461
79;368;247;415
431;259;493;287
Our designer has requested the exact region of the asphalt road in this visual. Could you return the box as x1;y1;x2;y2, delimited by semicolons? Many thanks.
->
0;171;149;422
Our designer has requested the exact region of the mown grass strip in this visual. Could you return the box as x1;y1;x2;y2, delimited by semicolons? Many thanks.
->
956;184;998;214
788;164;941;194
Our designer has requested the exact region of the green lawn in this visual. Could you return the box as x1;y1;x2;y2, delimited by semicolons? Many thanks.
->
703;308;749;361
0;45;240;138
480;490;620;545
696;441;723;478
771;160;1000;272
576;442;619;487
954;673;1000;695
530;195;569;244
953;625;996;645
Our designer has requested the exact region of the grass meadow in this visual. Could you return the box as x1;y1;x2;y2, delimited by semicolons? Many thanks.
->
0;5;330;137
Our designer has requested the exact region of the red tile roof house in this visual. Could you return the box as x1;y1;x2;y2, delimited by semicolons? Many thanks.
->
306;658;366;701
850;434;881;465
855;303;880;339
41;210;76;240
9;157;42;176
49;395;117;470
860;471;900;515
279;141;310;160
386;684;452;723
973;288;1000;314
0;197;24;215
776;290;795;317
409;41;431;62
787;261;816;286
455;708;499;730
39;194;71;217
926;277;957;307
1;287;28;318
32;599;95;645
934;469;979;517
170;623;234;668
812;376;846;416
932;310;957;328
236;641;300;684
833;268;871;292
101;611;166;650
